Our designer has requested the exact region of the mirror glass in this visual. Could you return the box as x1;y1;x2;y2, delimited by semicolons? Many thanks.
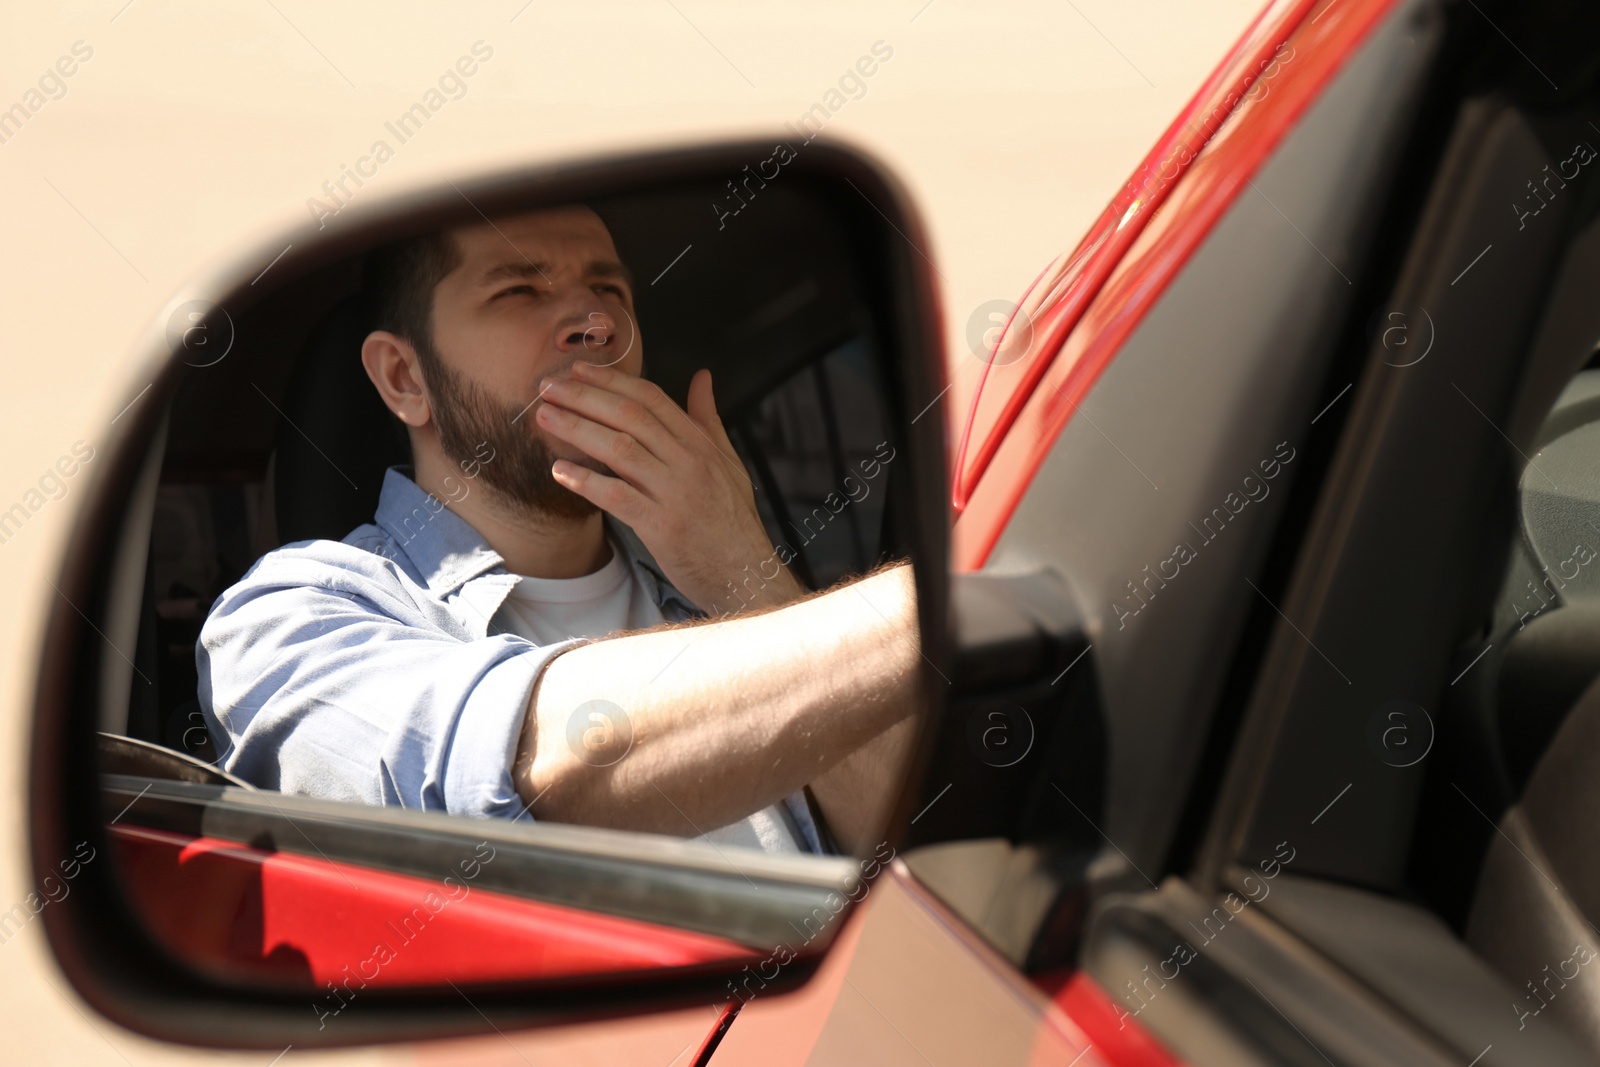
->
86;167;932;999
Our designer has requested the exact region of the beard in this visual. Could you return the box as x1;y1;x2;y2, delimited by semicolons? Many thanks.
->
422;354;603;522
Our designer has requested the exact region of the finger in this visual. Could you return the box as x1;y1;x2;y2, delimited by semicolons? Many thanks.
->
536;403;670;490
550;460;654;524
569;360;693;445
685;369;741;468
539;374;685;464
570;361;754;493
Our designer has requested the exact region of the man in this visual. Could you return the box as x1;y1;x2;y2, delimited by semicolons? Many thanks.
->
197;204;921;855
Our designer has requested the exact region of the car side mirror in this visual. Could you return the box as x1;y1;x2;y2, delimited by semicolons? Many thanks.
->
31;140;954;1047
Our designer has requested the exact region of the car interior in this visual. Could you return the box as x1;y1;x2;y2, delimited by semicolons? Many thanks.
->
112;182;900;766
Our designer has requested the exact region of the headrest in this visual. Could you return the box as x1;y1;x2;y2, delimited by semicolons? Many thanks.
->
272;296;409;545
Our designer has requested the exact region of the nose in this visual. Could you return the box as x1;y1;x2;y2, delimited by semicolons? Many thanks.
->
554;296;616;355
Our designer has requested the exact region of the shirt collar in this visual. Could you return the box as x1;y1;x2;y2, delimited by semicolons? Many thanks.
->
371;467;699;618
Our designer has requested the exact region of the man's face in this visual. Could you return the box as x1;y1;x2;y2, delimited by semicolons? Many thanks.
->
423;205;643;518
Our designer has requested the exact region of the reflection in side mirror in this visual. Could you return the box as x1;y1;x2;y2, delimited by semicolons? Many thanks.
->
34;141;950;1047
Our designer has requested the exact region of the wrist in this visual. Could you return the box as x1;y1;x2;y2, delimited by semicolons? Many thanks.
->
707;560;804;615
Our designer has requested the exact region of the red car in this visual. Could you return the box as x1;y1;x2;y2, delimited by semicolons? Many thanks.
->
31;0;1600;1063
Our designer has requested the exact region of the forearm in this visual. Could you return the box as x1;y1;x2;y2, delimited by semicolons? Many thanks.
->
516;563;921;835
809;714;920;854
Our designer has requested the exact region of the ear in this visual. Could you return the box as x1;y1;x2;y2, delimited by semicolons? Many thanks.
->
361;330;431;429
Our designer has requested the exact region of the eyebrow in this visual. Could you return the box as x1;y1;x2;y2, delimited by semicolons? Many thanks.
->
479;258;635;291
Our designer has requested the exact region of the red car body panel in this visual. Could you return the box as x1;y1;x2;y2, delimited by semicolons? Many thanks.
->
110;825;753;989
952;0;1400;571
714;864;1128;1066
952;0;1321;511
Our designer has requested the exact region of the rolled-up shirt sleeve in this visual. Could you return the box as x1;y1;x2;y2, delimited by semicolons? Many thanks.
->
196;543;577;820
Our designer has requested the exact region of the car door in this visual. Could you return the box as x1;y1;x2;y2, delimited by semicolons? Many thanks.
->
710;0;1432;1059
707;0;1600;1064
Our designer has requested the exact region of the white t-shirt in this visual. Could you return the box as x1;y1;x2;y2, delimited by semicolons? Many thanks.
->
491;539;811;853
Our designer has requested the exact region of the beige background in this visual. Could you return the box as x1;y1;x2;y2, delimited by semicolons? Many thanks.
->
0;1;1260;1061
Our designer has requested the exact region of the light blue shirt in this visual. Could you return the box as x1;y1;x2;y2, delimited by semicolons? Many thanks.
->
197;467;821;851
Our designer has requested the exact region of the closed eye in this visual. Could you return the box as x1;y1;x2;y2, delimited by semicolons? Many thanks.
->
493;284;540;301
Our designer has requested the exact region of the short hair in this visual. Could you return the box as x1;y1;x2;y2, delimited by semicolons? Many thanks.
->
363;228;463;373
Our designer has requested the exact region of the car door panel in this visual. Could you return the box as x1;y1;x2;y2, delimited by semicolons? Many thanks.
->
829;3;1454;1064
978;0;1440;883
1141;8;1600;1067
101;776;856;950
109;825;753;989
1080;876;1582;1067
713;863;1114;1067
